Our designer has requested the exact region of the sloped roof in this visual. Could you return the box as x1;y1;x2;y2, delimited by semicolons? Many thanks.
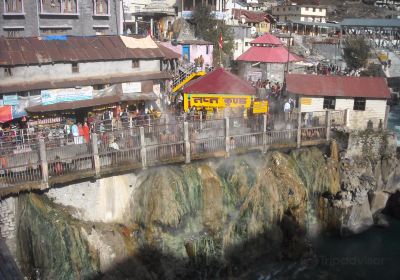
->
341;18;400;28
0;35;165;67
236;46;301;63
232;9;269;24
250;33;283;45
183;68;256;95
156;43;180;60
286;74;391;99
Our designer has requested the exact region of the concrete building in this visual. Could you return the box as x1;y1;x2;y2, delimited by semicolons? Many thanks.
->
272;4;326;23
0;0;124;37
236;33;301;83
0;35;174;119
228;9;271;36
286;74;391;130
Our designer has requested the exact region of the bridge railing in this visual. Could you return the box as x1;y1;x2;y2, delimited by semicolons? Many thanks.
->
0;111;343;191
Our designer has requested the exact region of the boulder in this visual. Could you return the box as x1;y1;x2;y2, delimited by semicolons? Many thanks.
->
374;213;390;228
341;198;374;236
368;191;389;216
385;191;400;219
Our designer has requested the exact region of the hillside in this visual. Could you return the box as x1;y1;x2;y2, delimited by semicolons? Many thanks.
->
279;0;398;20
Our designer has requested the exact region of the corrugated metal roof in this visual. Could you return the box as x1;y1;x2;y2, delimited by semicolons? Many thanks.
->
341;18;400;28
0;71;171;94
286;74;391;99
0;36;165;67
183;68;256;95
236;46;302;63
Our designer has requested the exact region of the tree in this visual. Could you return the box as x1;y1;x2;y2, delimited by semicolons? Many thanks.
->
192;5;234;66
343;37;370;71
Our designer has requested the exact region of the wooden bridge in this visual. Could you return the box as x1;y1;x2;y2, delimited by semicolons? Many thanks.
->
0;110;347;198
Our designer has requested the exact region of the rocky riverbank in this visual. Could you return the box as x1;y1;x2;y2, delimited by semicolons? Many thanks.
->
14;130;400;279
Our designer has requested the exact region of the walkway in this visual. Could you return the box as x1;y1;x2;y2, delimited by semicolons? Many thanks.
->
0;111;346;197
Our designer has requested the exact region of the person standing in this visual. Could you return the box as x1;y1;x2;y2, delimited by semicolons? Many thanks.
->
77;123;84;144
83;122;90;143
71;122;79;144
284;100;291;122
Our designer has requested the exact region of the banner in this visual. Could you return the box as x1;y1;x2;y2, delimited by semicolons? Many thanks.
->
122;82;141;93
41;86;93;105
3;94;19;106
253;101;269;114
0;105;27;123
184;94;251;112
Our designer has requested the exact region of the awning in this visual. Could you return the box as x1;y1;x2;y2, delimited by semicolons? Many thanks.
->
25;92;159;113
25;95;121;113
0;105;27;123
0;71;172;94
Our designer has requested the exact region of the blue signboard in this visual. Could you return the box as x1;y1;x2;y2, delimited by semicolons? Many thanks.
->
3;94;19;106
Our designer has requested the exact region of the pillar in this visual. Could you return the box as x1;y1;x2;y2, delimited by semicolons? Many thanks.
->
150;18;154;37
39;138;49;184
91;133;101;178
184;122;191;163
135;18;138;34
262;114;267;153
383;105;390;129
140;127;147;169
225;117;230;157
296;101;302;148
344;108;350;127
325;110;332;141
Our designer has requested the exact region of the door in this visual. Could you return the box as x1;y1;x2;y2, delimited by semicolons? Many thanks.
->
182;45;190;62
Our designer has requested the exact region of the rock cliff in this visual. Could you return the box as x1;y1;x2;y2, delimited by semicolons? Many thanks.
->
15;131;400;279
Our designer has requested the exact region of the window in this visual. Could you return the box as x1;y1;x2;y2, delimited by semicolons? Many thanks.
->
313;8;316;12
40;0;77;14
235;42;238;51
94;0;109;15
132;60;140;68
305;7;309;11
135;5;140;13
5;0;23;13
41;28;68;35
206;45;209;54
6;29;21;37
4;67;12;77
353;98;366;111
323;97;336;110
72;62;79;73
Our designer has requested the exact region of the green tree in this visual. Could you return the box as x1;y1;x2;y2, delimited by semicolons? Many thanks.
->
343;37;370;70
192;5;234;66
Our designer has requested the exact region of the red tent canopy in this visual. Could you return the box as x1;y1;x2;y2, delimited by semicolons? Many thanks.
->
183;68;256;95
236;46;302;63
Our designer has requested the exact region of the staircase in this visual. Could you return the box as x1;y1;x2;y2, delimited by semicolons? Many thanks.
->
172;64;206;93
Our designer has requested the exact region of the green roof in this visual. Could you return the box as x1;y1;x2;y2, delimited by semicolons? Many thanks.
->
341;18;400;28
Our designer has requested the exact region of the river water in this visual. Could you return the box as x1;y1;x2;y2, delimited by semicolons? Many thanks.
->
388;104;400;146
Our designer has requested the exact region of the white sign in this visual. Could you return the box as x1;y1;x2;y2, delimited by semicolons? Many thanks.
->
41;86;93;105
153;83;161;97
122;82;142;93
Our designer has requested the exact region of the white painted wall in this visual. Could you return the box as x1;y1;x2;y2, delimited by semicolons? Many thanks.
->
0;59;161;84
300;96;388;130
46;173;140;223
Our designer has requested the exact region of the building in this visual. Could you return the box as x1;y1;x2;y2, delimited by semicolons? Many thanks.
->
271;4;327;23
182;68;256;113
123;0;176;39
225;0;262;12
286;74;391;130
236;33;301;83
231;25;253;60
229;9;271;35
160;19;214;66
178;0;225;19
0;0;124;37
0;35;172;123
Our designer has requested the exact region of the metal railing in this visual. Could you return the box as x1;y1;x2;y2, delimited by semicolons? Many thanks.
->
0;112;344;192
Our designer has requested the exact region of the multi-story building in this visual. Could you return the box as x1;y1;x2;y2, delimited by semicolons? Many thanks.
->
0;35;175;122
271;4;327;23
0;0;124;37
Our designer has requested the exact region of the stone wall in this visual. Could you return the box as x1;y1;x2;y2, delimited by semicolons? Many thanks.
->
45;173;139;223
0;197;17;257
